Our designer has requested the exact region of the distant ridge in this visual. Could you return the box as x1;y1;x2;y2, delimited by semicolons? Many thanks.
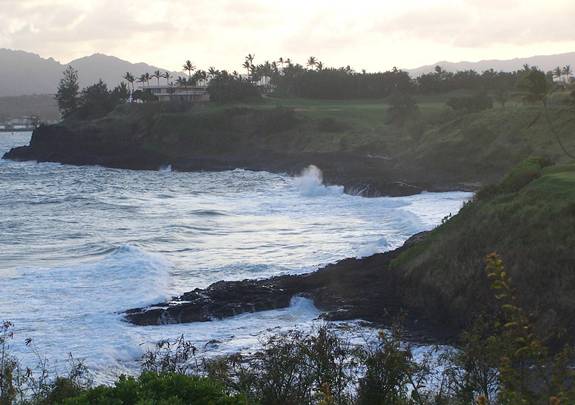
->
407;52;575;76
2;48;575;96
0;49;178;97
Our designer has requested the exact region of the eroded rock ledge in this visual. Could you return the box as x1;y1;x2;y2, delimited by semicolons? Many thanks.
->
123;232;449;340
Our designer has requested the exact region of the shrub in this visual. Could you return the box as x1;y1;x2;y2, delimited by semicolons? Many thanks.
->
207;75;260;103
316;117;349;133
475;157;552;200
446;92;493;114
60;372;246;405
356;328;426;405
386;91;419;126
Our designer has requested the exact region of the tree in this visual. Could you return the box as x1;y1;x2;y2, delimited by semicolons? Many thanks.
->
55;66;79;118
162;71;171;85
447;92;493;114
123;72;135;93
563;65;573;83
183;60;195;79
306;56;317;69
112;82;130;104
137;74;147;89
387;91;419;126
207;71;260;102
176;76;187;87
152;70;161;86
76;80;114;119
243;54;255;79
494;88;509;109
518;69;575;159
553;66;563;81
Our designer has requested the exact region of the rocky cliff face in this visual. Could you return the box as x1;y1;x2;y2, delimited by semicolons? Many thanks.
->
3;107;475;197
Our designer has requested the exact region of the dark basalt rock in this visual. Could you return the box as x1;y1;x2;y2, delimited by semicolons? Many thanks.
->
4;124;168;170
2;124;474;197
124;232;453;341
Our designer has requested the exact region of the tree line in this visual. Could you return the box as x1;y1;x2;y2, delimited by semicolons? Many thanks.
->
56;55;574;118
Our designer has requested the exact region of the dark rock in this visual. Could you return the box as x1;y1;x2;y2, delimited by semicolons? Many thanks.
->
123;232;455;341
2;123;470;197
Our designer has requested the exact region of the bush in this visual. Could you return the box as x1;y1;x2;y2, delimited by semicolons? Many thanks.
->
446;92;493;114
206;326;357;405
475;157;552;200
316;117;349;133
60;372;246;405
207;75;260;103
386;91;419;126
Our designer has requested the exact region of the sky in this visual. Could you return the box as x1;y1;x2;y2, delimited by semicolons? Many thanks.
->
0;0;574;72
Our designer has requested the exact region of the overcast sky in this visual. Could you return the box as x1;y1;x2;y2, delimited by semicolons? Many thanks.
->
1;0;574;72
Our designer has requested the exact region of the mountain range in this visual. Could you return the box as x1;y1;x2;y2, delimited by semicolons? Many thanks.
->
0;49;178;97
407;52;575;76
1;48;574;97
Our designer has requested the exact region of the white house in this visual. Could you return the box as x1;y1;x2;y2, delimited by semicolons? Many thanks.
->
137;84;210;103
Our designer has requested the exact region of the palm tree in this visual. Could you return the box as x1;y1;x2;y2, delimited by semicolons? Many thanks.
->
242;60;251;78
144;72;151;87
307;56;317;69
138;74;147;88
208;66;218;81
243;54;255;79
152;70;161;86
316;61;324;71
553;66;563;81
162;71;171;85
123;72;135;92
562;65;572;83
176;76;186;87
183;60;196;79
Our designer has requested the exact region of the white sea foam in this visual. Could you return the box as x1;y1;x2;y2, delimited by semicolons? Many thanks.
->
0;133;473;383
294;165;344;197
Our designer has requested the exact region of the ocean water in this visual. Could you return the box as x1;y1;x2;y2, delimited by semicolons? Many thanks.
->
0;132;472;382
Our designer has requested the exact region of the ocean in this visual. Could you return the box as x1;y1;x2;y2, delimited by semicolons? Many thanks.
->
0;132;471;382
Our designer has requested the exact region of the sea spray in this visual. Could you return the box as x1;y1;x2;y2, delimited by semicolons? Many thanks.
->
0;133;473;383
294;165;344;197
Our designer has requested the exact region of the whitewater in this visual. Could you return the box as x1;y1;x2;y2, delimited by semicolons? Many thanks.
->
0;132;472;382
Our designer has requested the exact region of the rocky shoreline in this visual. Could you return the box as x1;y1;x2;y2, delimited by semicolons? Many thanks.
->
3;123;473;197
124;232;457;343
1;122;472;341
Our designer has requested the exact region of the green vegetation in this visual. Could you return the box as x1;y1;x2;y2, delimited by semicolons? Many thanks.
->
390;159;575;340
207;73;260;103
59;373;245;405
55;67;80;118
3;254;575;404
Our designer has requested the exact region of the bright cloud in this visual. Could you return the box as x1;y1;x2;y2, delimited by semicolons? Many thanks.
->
0;0;574;71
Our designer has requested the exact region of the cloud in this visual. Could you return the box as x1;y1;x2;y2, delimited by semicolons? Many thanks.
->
0;0;574;71
376;0;575;48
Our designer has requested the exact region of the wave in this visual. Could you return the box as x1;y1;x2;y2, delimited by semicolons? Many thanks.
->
294;165;344;197
0;245;173;317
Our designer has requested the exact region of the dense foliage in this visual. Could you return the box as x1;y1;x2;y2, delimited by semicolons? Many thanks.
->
391;159;575;346
207;73;260;103
446;92;493;113
59;373;246;405
55;70;131;120
75;80;129;120
55;67;80;118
